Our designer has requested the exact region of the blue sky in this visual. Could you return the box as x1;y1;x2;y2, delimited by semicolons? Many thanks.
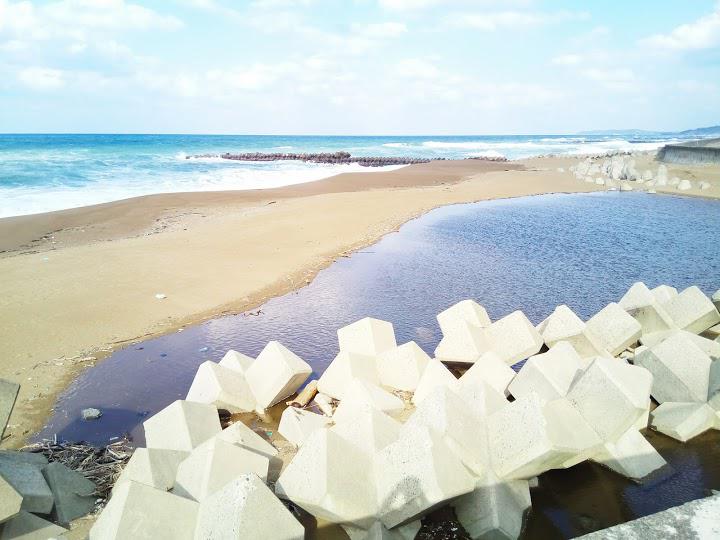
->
1;0;719;134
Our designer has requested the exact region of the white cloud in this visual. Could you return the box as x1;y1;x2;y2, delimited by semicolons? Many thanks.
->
396;58;440;79
641;4;720;50
379;0;439;10
354;22;407;38
444;10;588;31
582;67;636;91
552;54;582;66
17;66;65;90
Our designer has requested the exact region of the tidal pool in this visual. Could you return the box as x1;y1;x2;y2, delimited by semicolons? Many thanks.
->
36;191;720;538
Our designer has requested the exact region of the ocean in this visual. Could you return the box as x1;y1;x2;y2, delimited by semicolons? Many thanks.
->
0;133;684;218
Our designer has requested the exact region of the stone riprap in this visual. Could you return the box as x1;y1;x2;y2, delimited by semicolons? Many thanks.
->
88;285;719;539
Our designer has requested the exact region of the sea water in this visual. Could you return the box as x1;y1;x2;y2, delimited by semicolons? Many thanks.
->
0;133;681;217
34;191;720;539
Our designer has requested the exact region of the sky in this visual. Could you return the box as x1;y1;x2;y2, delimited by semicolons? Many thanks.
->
0;0;719;134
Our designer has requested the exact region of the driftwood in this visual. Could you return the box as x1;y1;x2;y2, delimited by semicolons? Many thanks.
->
287;380;318;408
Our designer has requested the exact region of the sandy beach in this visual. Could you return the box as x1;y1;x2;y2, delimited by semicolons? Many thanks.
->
1;153;719;447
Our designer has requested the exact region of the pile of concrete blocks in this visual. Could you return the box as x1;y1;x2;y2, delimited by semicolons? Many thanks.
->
90;398;304;539
0;379;96;539
186;340;312;413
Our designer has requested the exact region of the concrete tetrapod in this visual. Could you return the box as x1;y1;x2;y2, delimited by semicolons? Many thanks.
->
90;481;198;540
586;302;642;356
331;404;401;457
434;321;491;364
411;359;458;405
337;317;397;357
650;402;717;442
484;311;544;365
143;400;221;452
0;459;53;515
215;420;278;460
660;286;720;334
436;300;491;335
342;520;421;540
186;361;256;413
217;350;254;374
377;342;431;392
536;305;609;359
245;341;312;409
508;342;583;401
459;351;516;397
619;282;677;335
278;407;330;447
194;474;304;540
333;379;404;423
0;510;68;540
114;448;188;493
0;474;22;525
317;351;380;399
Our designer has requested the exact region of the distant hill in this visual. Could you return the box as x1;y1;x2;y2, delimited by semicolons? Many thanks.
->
676;125;720;137
578;125;720;138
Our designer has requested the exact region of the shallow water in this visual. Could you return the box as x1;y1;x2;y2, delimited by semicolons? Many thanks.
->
35;191;720;538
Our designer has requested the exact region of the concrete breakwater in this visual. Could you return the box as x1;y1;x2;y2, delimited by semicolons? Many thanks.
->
187;151;507;166
657;138;720;165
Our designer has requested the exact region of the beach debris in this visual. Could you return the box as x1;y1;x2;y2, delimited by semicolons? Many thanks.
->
81;407;103;421
154;293;167;300
0;378;20;440
313;393;334;416
286;379;318;407
244;341;312;409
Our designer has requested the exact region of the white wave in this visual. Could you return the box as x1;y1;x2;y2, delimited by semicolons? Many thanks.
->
0;162;406;218
382;142;411;148
271;145;294;150
468;150;505;159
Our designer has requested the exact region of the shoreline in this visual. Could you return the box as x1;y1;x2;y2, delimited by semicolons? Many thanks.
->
1;154;718;447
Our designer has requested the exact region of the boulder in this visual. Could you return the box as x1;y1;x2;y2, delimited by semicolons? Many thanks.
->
485;311;544;365
331;404;401;456
144;400;221;452
186;361;256;413
245;341;312;409
276;429;378;528
677;179;693;191
453;470;531;540
661;286;720;334
635;332;712;403
333;380;404;423
650;402;717;442
375;424;475;528
377;342;431;392
536;305;609;359
566;357;651;442
0;474;21;525
174;438;270;501
0;458;53;515
115;448;188;493
337;317;397;357
217;350;254;374
215;421;278;460
278;407;330;447
459;351;516;397
194;474;304;540
436;300;491;335
592;428;667;480
487;394;601;480
318;351;380;399
651;285;678;305
0;511;68;540
434;321;490;364
699;181;711;190
42;462;96;525
586;303;642;356
90;481;198;540
0;379;19;440
411;359;458;405
508;342;583;401
404;386;487;475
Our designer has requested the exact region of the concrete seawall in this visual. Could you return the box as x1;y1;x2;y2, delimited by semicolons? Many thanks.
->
658;138;720;164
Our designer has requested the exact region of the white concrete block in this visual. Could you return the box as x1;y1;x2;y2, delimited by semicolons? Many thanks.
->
194;474;304;540
215;420;278;460
186;361;256;413
144;400;221;452
411;359;458;406
338;317;397;357
485;311;544;365
713;289;720;311
174;439;270;501
434;321;491;364
245;341;312;409
453;470;531;540
437;300;491;335
536;305;609;359
377;341;431;392
333;379;404;423
652;285;678;305
331;404;401;456
0;474;21;525
115;448;188;492
640;329;720;359
278;407;330;447
487;394;601;480
586;303;642;356
456;379;508;419
619;282;655;311
661;286;720;334
318;351;380;400
459;351;516;397
592;428;667;480
508;342;583;401
375;424;475;528
342;520;421;540
0;511;68;540
218;350;254;374
404;385;487;475
566;358;651;442
625;303;677;335
90;481;199;540
650;402;717;442
635;332;712;403
276;429;378;528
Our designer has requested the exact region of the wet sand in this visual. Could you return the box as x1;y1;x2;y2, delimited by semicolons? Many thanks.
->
0;154;718;446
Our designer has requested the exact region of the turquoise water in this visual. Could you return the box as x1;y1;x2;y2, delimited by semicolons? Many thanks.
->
0;133;680;217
